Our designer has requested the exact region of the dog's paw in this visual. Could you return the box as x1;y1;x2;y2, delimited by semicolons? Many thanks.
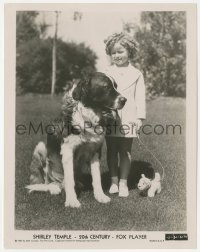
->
25;185;34;193
48;184;61;195
65;197;81;208
95;193;111;204
147;192;155;197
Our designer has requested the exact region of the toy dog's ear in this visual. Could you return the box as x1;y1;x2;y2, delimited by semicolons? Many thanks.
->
141;174;145;178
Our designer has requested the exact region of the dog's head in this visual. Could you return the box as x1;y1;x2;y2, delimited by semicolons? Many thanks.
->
137;174;151;191
72;72;126;110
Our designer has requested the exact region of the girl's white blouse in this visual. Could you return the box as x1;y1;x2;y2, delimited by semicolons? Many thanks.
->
102;64;146;137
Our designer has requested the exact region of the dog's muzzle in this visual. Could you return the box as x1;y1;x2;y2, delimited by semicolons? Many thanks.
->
115;95;127;109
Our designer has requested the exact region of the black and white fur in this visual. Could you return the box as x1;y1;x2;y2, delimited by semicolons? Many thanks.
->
26;72;126;208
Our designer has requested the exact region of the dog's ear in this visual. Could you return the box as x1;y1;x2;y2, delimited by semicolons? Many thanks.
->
141;174;145;178
72;80;82;101
72;78;89;102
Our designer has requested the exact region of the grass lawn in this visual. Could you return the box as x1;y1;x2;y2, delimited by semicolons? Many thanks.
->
15;94;186;231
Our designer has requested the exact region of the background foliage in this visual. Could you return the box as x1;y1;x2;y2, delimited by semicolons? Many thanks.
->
16;11;186;97
16;12;97;94
128;12;186;97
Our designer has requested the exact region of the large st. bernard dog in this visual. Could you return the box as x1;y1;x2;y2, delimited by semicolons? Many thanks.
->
26;72;126;208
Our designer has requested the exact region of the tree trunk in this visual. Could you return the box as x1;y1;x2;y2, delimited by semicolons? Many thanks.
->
51;12;59;96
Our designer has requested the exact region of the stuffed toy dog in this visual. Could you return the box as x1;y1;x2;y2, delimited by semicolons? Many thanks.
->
137;172;161;197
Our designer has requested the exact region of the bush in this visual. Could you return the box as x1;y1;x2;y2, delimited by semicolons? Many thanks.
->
16;38;97;94
129;12;186;97
16;11;97;94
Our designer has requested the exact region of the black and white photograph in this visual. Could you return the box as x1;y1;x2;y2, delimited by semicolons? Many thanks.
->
4;3;197;249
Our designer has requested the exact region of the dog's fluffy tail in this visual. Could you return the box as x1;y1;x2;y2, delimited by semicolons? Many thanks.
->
154;172;161;181
26;183;61;195
29;142;47;184
25;184;49;192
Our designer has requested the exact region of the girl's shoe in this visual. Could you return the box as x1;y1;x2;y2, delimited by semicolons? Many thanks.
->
119;182;129;197
109;184;119;194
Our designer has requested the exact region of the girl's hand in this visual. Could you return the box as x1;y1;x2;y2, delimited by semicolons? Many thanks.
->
128;119;143;133
135;119;143;133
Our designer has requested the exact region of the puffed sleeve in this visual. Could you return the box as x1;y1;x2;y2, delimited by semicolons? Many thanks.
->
135;74;146;119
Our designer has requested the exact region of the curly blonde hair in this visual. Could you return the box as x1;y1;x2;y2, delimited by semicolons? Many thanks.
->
104;32;138;59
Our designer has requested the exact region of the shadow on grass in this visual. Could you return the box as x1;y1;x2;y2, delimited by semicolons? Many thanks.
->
75;160;154;196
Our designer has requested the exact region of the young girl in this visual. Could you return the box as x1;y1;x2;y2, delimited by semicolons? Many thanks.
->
103;32;146;197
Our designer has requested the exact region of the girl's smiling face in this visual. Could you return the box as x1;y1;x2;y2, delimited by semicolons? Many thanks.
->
110;42;129;67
